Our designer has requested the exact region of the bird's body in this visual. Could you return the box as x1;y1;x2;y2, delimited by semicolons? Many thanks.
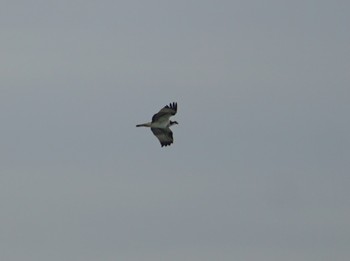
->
136;102;178;147
136;121;169;129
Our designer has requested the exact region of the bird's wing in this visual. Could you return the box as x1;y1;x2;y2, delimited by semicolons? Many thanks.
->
151;127;174;147
152;102;177;123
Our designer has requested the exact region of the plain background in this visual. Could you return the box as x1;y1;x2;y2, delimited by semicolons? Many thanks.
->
1;1;349;260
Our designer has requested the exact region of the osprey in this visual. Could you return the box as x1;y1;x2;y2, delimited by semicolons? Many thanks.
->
136;102;178;147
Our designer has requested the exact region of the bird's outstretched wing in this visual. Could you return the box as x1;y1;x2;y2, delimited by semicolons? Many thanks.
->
151;127;174;147
152;102;177;123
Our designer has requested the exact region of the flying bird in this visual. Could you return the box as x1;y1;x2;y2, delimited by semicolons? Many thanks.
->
136;102;178;147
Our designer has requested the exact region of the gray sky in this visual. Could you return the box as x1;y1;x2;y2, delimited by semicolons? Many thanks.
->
1;0;349;260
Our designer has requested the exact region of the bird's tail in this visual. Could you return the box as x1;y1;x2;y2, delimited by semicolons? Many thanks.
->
136;122;151;127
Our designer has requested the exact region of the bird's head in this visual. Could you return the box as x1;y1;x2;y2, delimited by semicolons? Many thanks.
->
170;120;178;126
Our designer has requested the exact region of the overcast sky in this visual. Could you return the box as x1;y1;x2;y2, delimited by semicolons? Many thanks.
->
1;1;350;260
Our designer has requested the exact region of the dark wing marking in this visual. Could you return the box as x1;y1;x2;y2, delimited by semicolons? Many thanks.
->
151;127;174;147
152;102;177;123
